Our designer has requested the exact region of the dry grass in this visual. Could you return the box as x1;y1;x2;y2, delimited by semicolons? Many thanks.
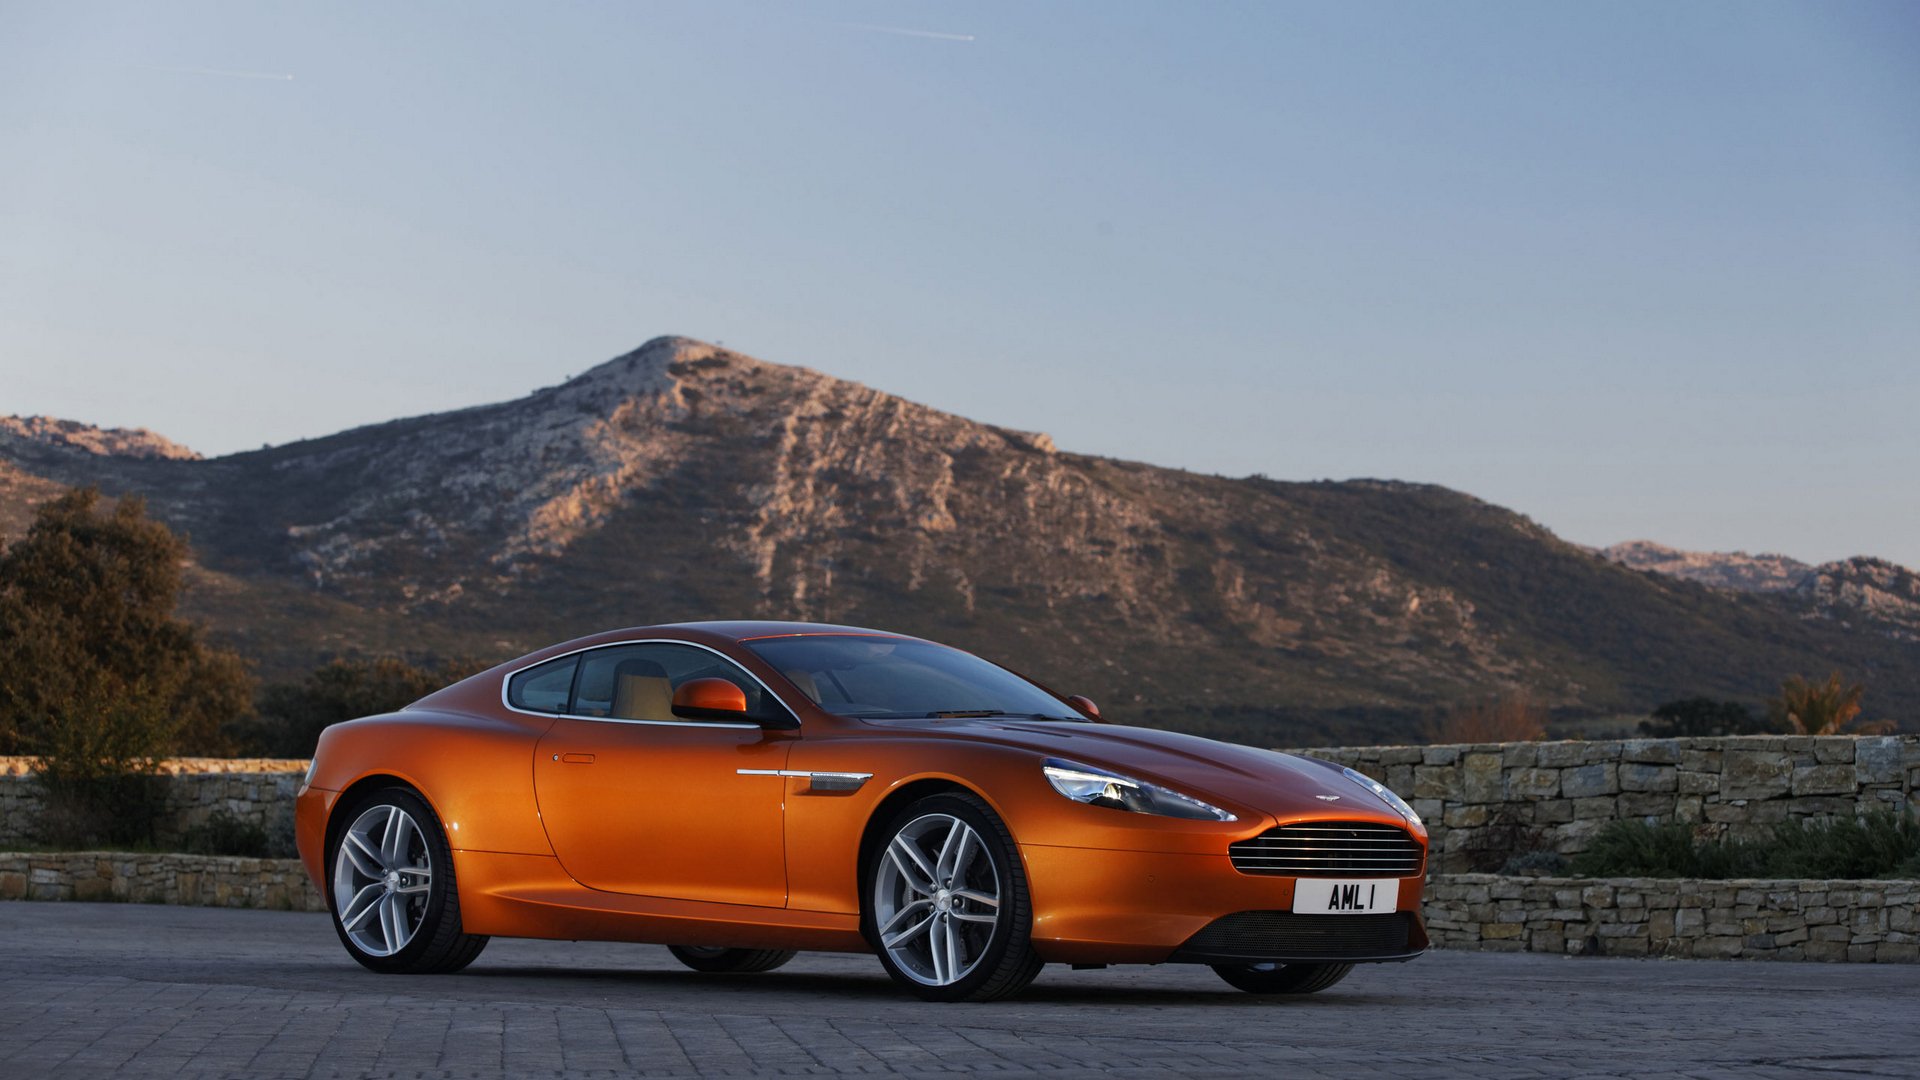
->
1423;692;1548;744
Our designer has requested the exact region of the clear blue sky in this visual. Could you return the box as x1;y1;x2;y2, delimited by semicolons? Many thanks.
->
3;1;1915;566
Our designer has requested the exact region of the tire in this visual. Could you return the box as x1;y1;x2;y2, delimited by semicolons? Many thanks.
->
1211;961;1353;995
667;945;798;973
862;791;1044;1002
325;785;489;974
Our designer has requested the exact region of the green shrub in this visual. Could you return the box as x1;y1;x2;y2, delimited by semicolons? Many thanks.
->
1498;850;1569;876
1;488;254;848
179;810;278;858
1571;813;1920;879
32;770;171;850
1765;814;1920;879
1638;697;1772;737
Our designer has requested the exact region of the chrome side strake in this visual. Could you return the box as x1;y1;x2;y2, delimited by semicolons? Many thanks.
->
737;768;874;793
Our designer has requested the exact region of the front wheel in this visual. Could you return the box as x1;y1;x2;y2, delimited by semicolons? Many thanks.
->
864;792;1043;1002
327;786;488;974
667;945;797;973
1211;961;1352;995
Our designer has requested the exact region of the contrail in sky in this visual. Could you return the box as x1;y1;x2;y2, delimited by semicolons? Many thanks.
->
843;23;976;43
145;66;295;81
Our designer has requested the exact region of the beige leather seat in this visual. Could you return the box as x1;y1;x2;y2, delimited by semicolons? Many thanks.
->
612;658;674;721
784;669;821;704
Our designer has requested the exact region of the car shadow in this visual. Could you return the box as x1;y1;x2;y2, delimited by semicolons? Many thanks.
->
455;964;906;999
449;964;1405;1007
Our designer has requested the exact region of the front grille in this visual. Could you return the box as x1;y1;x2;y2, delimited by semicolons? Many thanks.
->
1229;820;1424;877
1173;911;1416;963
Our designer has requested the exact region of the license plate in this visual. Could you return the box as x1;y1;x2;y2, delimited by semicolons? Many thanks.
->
1292;878;1400;915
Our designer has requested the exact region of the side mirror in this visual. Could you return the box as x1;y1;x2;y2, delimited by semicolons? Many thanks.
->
1066;695;1104;722
671;678;750;721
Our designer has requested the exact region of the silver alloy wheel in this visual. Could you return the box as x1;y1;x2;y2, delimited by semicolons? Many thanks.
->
332;803;433;957
873;812;1001;986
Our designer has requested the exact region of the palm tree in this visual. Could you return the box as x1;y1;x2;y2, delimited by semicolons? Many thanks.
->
1766;673;1883;735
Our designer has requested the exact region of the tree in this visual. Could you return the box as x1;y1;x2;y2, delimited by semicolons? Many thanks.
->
235;655;487;758
1767;673;1886;735
0;487;254;843
1639;697;1770;738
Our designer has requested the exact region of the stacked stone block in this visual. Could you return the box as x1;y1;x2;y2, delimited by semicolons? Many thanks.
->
1424;874;1918;963
0;851;326;912
0;757;305;853
1294;736;1920;873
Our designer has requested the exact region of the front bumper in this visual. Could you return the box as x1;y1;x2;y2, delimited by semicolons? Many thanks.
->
1168;910;1422;964
1020;843;1428;965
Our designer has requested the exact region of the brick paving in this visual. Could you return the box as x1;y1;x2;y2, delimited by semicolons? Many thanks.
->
0;903;1915;1078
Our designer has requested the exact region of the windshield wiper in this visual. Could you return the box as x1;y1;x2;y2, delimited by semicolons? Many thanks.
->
925;710;1082;721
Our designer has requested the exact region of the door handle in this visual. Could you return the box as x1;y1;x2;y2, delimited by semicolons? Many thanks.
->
552;753;596;764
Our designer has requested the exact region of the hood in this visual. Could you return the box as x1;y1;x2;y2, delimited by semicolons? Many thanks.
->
876;718;1415;828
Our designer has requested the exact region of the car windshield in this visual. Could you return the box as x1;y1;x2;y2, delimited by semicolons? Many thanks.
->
742;635;1084;721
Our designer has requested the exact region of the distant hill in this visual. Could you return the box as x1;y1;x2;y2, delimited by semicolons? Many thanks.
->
1602;541;1920;644
4;336;1916;742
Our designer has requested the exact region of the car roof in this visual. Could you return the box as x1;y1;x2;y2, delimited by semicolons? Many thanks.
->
657;620;914;642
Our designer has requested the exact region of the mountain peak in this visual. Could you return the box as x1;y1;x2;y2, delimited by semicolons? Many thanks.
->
566;335;722;384
0;415;201;461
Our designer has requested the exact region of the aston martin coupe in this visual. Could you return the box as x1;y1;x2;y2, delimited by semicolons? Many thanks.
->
295;621;1429;1001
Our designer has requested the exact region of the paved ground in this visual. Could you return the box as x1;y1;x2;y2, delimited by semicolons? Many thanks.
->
0;904;1914;1079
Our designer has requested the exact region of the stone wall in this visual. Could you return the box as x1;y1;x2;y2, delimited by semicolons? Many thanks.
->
0;757;309;777
0;852;325;912
5;854;1910;966
1297;736;1920;873
1424;874;1919;962
4;740;1917;869
0;758;306;854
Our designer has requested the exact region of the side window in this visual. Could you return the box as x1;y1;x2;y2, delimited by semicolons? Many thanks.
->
570;642;786;724
507;655;578;713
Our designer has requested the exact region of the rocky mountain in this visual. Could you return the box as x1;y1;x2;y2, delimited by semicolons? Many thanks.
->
1600;541;1814;593
4;337;1916;742
1601;542;1920;644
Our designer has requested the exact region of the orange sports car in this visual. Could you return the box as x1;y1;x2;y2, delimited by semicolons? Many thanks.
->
295;621;1428;1001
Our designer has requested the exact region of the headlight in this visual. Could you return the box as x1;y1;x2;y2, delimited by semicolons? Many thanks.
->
302;756;318;788
1342;766;1422;827
1042;759;1236;821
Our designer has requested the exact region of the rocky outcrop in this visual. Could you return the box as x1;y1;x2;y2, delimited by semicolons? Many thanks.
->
0;415;200;461
1600;540;1813;592
1797;558;1920;641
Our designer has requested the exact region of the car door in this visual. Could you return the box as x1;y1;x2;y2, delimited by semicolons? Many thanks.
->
528;641;796;908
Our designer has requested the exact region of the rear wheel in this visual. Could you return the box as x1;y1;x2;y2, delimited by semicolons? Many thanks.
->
326;786;488;974
864;792;1043;1002
1211;961;1353;995
667;945;797;973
